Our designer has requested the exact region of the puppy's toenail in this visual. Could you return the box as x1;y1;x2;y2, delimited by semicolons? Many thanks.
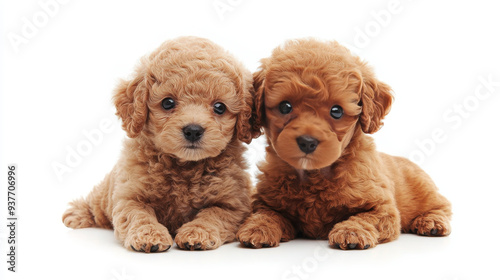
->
242;241;251;247
363;244;370;249
184;242;192;250
131;245;144;252
348;243;357;249
262;243;270;248
160;245;171;252
430;229;438;235
194;243;202;250
150;245;159;252
333;243;340;249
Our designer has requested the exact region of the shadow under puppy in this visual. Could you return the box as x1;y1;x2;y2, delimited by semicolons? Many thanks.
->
237;39;452;250
63;37;259;252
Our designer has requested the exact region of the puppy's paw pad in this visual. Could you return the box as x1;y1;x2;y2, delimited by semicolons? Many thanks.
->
125;223;173;253
175;225;221;250
328;225;377;250
237;223;281;249
410;214;451;236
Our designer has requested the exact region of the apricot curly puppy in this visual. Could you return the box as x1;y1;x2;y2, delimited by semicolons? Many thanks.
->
237;39;452;250
63;37;259;252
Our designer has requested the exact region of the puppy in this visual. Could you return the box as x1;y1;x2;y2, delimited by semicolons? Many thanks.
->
237;39;452;250
63;37;259;252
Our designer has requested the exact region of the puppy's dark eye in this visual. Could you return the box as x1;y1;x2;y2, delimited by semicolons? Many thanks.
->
330;105;343;119
279;101;292;114
162;98;175;110
213;102;226;115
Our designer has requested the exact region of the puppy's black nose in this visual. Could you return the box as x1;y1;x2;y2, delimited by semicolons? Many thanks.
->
296;135;319;154
183;124;204;142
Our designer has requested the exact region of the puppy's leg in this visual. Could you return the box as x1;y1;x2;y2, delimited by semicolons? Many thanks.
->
62;174;113;229
237;207;296;249
395;157;452;236
403;190;452;236
113;200;173;253
63;198;99;229
407;209;452;236
329;203;400;250
175;206;246;250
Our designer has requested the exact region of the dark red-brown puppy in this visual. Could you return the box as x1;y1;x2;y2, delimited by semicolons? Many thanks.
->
237;39;452;250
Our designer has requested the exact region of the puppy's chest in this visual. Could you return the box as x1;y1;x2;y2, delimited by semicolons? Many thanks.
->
266;180;362;238
151;170;222;229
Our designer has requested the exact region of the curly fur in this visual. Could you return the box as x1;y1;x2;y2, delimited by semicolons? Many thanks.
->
63;37;259;252
237;39;452;250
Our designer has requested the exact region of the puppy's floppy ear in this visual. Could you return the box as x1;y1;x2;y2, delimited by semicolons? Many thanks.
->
113;64;152;138
236;73;262;144
250;67;267;133
358;73;394;134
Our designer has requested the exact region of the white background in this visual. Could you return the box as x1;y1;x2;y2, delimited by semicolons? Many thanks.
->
1;1;499;279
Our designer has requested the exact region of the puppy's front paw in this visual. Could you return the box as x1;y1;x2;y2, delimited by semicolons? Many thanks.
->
328;222;379;250
124;223;173;253
175;225;222;250
237;222;282;249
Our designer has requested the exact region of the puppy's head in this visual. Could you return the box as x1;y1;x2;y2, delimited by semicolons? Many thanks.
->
253;39;393;170
114;37;259;161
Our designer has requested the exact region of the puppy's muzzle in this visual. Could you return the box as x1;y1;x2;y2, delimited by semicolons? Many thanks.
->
183;124;204;142
296;135;319;154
